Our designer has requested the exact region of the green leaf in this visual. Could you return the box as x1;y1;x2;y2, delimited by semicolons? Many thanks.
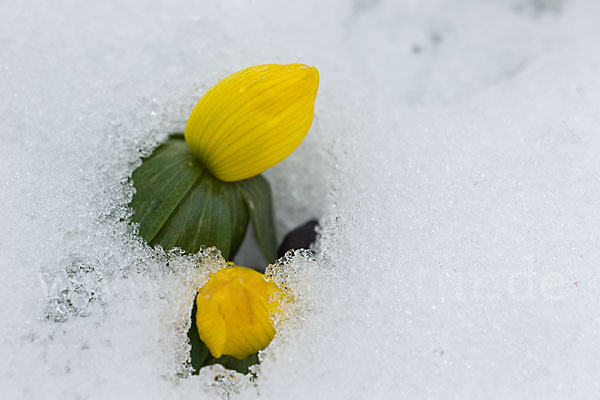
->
130;139;203;242
130;135;250;260
151;173;233;258
237;175;278;263
130;134;276;264
220;183;249;259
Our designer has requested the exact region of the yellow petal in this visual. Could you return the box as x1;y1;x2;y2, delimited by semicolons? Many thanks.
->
185;64;319;182
195;296;227;358
195;265;283;359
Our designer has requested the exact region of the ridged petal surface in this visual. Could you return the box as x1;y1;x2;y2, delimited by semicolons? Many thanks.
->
195;266;283;360
185;64;319;182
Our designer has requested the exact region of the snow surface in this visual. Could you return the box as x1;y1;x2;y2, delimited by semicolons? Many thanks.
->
2;0;600;398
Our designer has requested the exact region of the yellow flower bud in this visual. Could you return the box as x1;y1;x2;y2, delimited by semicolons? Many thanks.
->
195;265;283;359
184;64;319;182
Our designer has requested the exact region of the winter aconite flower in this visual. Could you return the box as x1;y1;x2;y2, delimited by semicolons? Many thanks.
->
195;265;284;359
185;64;319;182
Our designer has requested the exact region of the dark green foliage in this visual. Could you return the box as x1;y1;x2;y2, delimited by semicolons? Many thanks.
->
237;175;278;263
129;134;276;262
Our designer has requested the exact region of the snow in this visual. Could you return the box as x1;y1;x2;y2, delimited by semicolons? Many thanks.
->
2;0;600;398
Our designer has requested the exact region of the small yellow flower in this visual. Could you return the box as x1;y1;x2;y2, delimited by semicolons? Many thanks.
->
195;265;283;359
185;64;319;182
